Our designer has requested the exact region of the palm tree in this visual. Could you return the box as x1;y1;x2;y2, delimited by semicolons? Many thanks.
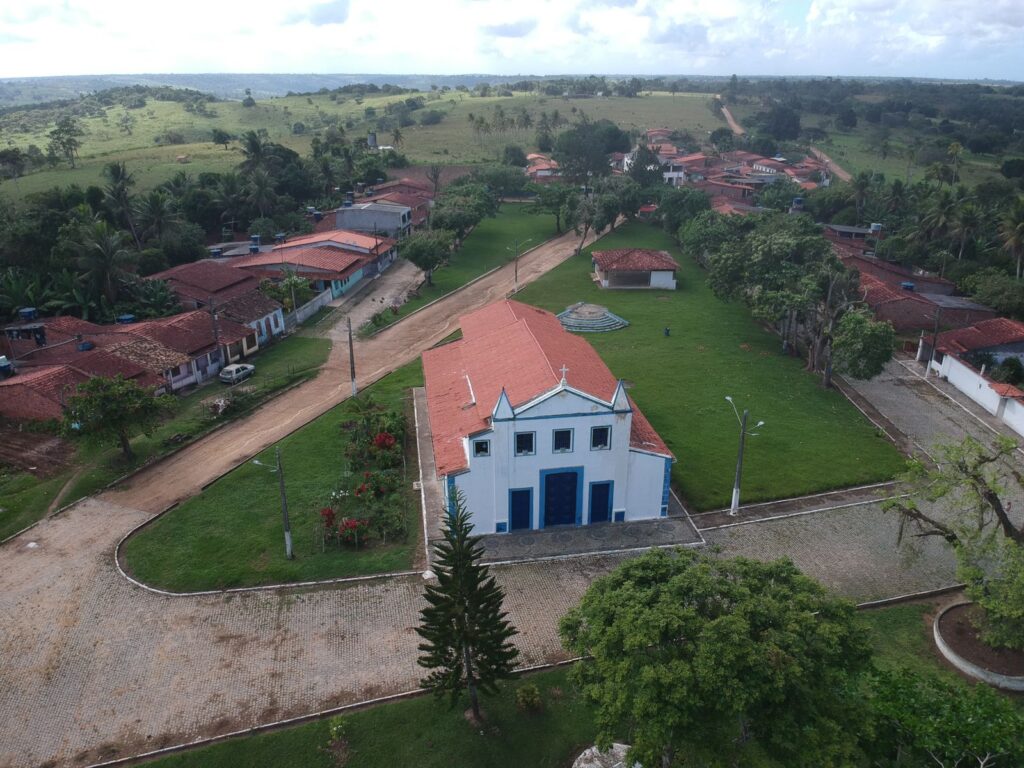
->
102;161;141;248
45;269;97;319
246;168;278;219
918;188;957;246
76;221;137;305
904;137;923;184
1000;197;1024;280
925;162;951;187
947;141;964;185
134;190;182;242
885;179;908;216
239;130;274;175
850;171;873;222
162;171;194;202
213;172;246;230
951;202;982;262
390;127;403;147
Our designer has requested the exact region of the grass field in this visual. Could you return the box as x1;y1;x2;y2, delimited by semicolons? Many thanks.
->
0;335;330;542
515;222;905;510
368;203;557;333
138;601;1010;768
121;360;424;591
1;90;724;199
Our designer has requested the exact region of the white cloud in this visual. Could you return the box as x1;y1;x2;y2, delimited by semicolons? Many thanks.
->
0;0;1020;79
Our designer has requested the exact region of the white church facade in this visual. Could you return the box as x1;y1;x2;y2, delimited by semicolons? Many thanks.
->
422;300;675;534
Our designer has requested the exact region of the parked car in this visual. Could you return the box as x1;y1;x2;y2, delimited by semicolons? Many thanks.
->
219;363;255;384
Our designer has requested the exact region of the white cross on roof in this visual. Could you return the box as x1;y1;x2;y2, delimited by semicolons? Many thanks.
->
559;364;569;384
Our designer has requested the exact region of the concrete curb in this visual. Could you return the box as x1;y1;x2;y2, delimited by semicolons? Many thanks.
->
84;656;584;768
932;601;1024;691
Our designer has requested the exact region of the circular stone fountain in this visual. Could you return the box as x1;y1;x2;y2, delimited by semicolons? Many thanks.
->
557;302;630;333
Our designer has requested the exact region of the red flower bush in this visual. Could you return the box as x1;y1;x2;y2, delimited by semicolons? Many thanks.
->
373;432;396;450
338;518;370;546
320;507;336;528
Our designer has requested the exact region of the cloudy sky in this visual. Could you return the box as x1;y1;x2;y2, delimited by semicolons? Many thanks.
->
1;0;1021;81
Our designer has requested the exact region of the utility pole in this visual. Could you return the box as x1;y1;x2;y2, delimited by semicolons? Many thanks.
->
347;316;357;397
725;396;765;517
208;300;222;369
276;446;293;560
506;237;532;295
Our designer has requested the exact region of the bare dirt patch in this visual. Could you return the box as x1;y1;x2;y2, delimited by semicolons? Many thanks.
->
0;426;73;477
939;603;1024;677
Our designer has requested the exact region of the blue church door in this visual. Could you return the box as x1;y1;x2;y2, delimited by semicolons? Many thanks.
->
509;490;531;531
543;471;579;527
589;482;612;524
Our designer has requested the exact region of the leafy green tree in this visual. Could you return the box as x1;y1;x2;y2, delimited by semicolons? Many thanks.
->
211;128;233;149
134;191;182;243
416;492;519;721
832;309;895;380
868;669;1024;767
884;436;1024;649
965;267;1024;317
659;186;712;234
401;230;453;286
246;168;278;218
63;375;175;460
502;144;527;167
563;192;600;255
626;145;664;188
560;549;871;768
528;183;573;233
47;115;85;168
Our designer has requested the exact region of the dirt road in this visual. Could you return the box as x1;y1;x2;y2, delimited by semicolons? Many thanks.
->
810;146;853;182
717;98;746;136
105;227;601;514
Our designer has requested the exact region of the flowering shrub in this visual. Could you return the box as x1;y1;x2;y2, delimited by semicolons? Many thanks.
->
338;517;371;547
320;507;336;529
373;431;396;450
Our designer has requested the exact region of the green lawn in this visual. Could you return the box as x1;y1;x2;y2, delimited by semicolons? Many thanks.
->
368;204;557;333
515;222;905;510
143;667;598;768
121;360;424;591
140;601;1015;768
0;335;330;542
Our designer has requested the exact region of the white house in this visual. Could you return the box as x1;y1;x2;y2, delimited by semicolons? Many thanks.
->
592;249;679;290
422;300;675;534
918;317;1024;437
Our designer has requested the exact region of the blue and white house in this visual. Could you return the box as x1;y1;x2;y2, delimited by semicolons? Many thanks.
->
422;300;675;534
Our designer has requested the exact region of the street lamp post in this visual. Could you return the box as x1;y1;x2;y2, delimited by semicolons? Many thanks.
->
506;237;533;295
725;396;765;517
252;447;293;559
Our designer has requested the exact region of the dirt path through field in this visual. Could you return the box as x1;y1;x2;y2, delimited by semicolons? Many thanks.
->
104;226;601;514
716;97;746;136
810;146;853;182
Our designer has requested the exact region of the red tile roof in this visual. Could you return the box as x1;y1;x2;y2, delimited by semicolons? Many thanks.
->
592;249;679;273
273;228;397;257
423;300;672;475
936;318;1024;355
0;365;90;421
130;310;251;356
230;245;365;277
149;260;259;303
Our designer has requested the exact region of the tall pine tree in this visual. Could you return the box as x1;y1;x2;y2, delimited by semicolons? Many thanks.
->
416;492;519;720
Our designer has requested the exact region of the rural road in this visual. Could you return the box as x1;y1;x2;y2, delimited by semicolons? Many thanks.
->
716;97;746;136
810;146;853;182
104;225;604;515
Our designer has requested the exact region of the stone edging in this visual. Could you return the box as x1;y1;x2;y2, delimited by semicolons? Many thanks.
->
933;601;1024;691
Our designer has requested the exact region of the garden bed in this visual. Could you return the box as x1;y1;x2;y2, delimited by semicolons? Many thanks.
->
937;603;1024;678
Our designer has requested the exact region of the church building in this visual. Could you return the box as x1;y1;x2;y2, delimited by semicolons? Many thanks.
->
422;300;674;534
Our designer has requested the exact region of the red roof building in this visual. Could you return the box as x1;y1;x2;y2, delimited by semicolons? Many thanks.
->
149;260;261;308
591;249;680;290
422;300;674;534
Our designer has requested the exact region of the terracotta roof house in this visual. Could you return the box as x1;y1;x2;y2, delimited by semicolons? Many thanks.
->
230;228;398;301
592;249;680;290
918;318;1024;437
363;190;432;228
422;300;674;534
0;307;259;418
838;251;955;296
858;274;995;333
149;260;285;344
526;153;561;183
